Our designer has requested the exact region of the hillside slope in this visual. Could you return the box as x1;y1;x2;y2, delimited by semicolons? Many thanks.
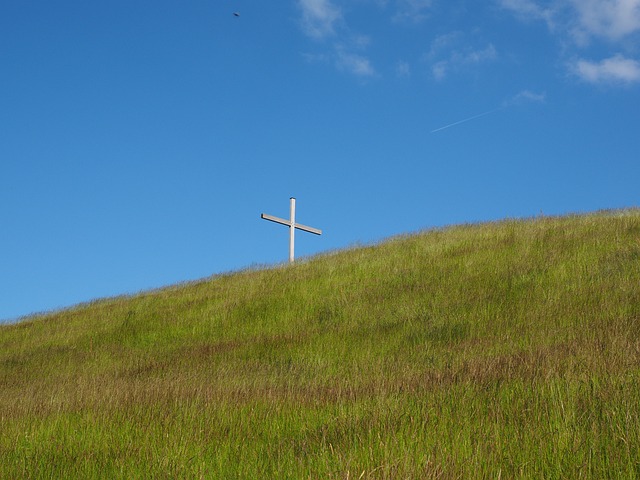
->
1;210;640;478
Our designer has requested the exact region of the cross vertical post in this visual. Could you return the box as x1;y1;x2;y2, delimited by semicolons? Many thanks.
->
261;197;322;263
289;197;296;263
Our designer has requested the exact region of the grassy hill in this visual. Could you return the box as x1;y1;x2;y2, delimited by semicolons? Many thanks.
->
1;210;640;478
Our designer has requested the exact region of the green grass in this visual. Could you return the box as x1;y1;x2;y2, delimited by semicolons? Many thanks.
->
2;209;640;478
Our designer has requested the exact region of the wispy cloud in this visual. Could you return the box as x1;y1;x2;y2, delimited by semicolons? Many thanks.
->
393;0;434;24
503;89;547;106
427;31;464;58
302;42;377;77
571;54;640;83
298;0;343;40
498;0;556;28
427;33;498;80
336;48;376;76
298;0;377;77
396;60;411;78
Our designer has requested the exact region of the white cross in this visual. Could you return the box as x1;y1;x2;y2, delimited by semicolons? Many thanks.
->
261;197;322;263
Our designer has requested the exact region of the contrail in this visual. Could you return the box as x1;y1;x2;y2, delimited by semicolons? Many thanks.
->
430;107;502;133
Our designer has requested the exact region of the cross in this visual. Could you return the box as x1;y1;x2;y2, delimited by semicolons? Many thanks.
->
261;197;322;263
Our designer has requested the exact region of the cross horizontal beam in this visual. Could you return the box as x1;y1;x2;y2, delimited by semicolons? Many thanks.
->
260;213;322;235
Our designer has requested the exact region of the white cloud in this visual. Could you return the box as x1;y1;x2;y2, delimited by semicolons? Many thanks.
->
297;0;376;77
432;61;448;80
298;0;342;40
351;34;373;49
572;54;640;83
499;0;640;41
569;0;640;41
429;41;498;80
396;60;411;77
457;44;498;64
427;32;464;58
499;0;640;85
393;0;434;23
498;0;556;27
504;90;547;106
336;50;376;76
303;37;376;77
294;0;434;79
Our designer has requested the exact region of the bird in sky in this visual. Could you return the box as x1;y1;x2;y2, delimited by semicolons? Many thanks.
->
233;12;240;17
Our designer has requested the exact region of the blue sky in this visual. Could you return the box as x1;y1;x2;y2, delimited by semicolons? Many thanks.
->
2;0;639;322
